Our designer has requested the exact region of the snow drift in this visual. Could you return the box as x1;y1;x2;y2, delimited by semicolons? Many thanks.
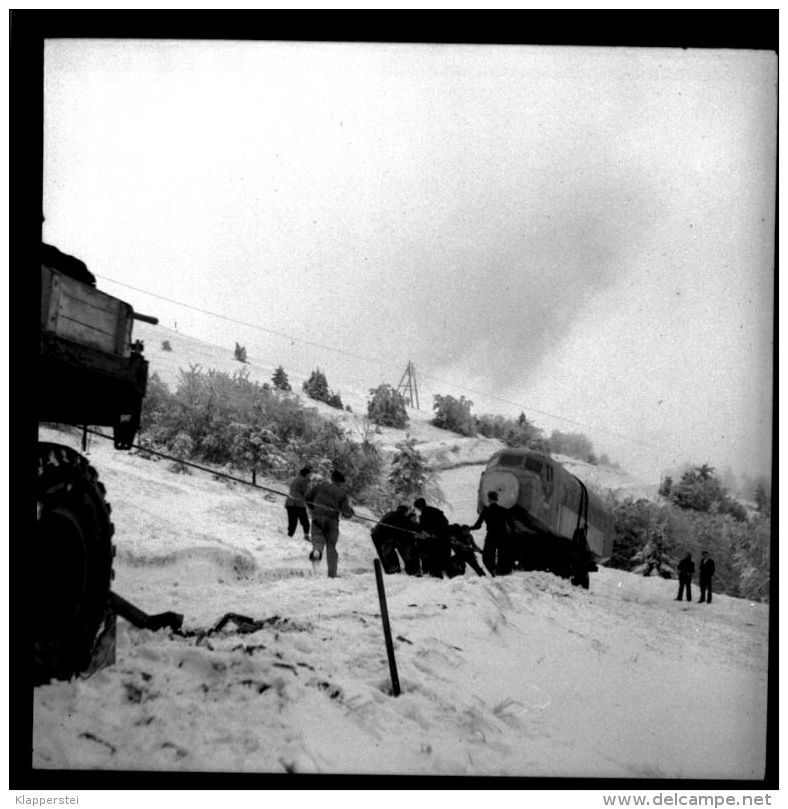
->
33;426;769;779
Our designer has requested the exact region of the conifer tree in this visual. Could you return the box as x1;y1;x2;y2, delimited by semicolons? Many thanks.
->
303;368;330;402
431;394;476;436
326;392;344;410
388;435;429;502
367;384;409;428
630;517;675;578
754;482;771;517
272;365;291;392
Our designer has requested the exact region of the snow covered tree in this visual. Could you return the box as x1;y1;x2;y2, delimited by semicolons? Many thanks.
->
388;435;429;503
432;394;476;437
670;465;747;521
326;392;344;410
303;368;330;402
607;496;651;570
302;368;344;409
272;365;291;392
139;372;174;437
753;480;771;517
367;384;409;429
671;465;721;511
477;411;548;451
230;423;287;476
168;432;194;474
731;516;771;602
549;430;595;462
630;518;676;578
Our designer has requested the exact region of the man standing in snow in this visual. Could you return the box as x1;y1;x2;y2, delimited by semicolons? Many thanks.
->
698;551;716;603
413;497;453;578
285;465;312;541
675;551;695;602
470;491;517;576
305;470;355;578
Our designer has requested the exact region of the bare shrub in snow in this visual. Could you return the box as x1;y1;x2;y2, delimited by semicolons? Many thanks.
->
169;433;194;474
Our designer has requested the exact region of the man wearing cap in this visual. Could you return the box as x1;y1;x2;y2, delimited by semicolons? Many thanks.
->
305;470;355;578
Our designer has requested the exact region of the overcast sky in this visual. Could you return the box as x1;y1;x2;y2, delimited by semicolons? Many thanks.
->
42;40;776;484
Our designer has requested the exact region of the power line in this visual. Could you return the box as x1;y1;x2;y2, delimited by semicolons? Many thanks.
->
97;273;663;454
95;274;402;373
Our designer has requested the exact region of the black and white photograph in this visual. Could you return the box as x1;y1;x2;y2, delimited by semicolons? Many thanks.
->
14;14;776;795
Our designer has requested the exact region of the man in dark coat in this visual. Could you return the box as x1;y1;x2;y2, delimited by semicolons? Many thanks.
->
448;524;486;577
395;508;423;576
470;491;517;576
413;497;453;578
509;502;546;570
371;505;419;574
675;551;695;602
698;551;716;603
285;465;312;540
305;470;355;578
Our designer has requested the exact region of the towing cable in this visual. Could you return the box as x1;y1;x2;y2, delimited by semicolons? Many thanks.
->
83;427;424;539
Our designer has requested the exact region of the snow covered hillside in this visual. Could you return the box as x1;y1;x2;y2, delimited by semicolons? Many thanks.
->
133;321;659;502
33;426;769;779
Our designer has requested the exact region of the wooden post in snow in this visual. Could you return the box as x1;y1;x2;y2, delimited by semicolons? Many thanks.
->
373;558;401;696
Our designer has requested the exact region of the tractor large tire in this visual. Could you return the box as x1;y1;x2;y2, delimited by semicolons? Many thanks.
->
34;443;115;684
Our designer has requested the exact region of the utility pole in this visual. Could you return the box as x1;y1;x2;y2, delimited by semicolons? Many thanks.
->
395;361;419;409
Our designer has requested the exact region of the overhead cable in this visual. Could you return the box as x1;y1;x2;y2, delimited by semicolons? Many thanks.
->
95;274;661;453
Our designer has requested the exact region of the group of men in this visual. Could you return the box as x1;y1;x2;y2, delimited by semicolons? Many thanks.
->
372;491;595;585
676;551;716;603
284;466;594;584
284;465;517;579
369;491;528;579
370;499;489;579
286;467;720;604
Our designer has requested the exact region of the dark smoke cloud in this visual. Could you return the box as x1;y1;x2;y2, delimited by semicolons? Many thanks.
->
396;174;657;394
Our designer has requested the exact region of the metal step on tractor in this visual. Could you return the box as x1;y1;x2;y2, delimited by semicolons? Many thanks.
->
36;240;180;685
